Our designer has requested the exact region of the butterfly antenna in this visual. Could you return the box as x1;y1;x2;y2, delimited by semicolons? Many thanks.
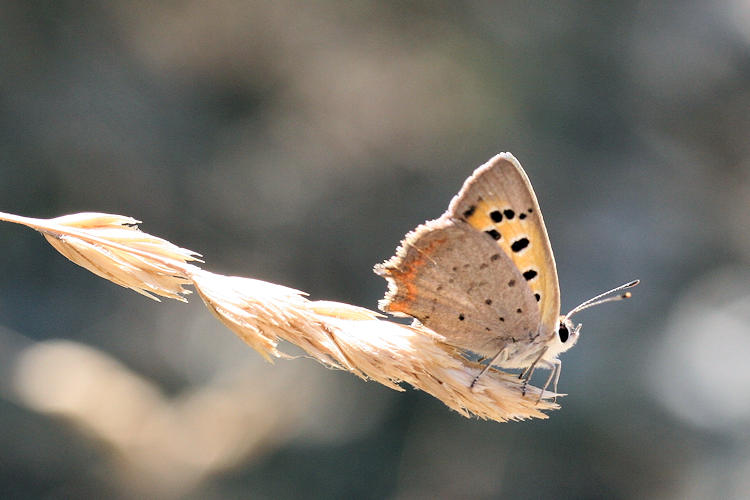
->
564;279;640;321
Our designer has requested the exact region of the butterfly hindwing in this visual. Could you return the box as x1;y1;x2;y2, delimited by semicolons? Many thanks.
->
375;217;541;358
446;153;561;337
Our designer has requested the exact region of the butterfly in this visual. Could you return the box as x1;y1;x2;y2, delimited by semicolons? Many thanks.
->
375;153;638;397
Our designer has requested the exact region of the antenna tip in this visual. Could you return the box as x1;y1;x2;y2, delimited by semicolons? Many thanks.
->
627;279;640;287
622;292;632;299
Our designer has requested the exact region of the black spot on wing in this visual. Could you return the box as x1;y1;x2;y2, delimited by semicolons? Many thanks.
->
519;213;527;220
534;293;541;302
523;269;538;281
503;209;515;219
489;210;503;223
463;205;476;218
511;237;530;252
485;229;501;240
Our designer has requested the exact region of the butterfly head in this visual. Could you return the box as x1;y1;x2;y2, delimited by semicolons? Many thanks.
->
555;316;582;354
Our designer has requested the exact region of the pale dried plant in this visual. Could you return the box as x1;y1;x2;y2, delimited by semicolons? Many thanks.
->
190;269;559;421
10;337;331;497
0;211;558;422
0;212;201;301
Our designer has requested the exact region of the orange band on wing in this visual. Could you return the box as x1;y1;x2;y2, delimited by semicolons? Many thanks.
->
383;236;447;314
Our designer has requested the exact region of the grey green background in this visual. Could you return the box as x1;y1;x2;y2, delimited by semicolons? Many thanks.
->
1;2;749;498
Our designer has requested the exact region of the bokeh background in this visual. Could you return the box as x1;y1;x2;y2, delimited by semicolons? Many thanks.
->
1;1;749;498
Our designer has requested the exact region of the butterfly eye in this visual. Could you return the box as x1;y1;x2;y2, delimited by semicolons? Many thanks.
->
558;323;569;343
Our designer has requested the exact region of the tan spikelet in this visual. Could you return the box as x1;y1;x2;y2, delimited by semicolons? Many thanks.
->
0;212;201;301
190;269;559;422
190;270;349;365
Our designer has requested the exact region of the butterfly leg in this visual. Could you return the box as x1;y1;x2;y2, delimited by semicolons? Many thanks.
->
470;349;508;389
537;359;561;404
552;359;562;402
520;346;548;396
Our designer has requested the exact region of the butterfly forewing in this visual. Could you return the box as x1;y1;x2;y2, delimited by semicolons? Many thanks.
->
375;217;540;357
446;153;561;337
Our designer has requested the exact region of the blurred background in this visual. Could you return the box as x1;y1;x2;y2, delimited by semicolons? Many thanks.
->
1;1;749;498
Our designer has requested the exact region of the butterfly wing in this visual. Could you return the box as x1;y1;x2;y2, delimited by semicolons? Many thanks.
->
375;217;541;358
446;153;561;337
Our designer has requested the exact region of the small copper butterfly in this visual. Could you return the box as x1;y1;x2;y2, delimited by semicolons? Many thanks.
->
375;153;638;396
